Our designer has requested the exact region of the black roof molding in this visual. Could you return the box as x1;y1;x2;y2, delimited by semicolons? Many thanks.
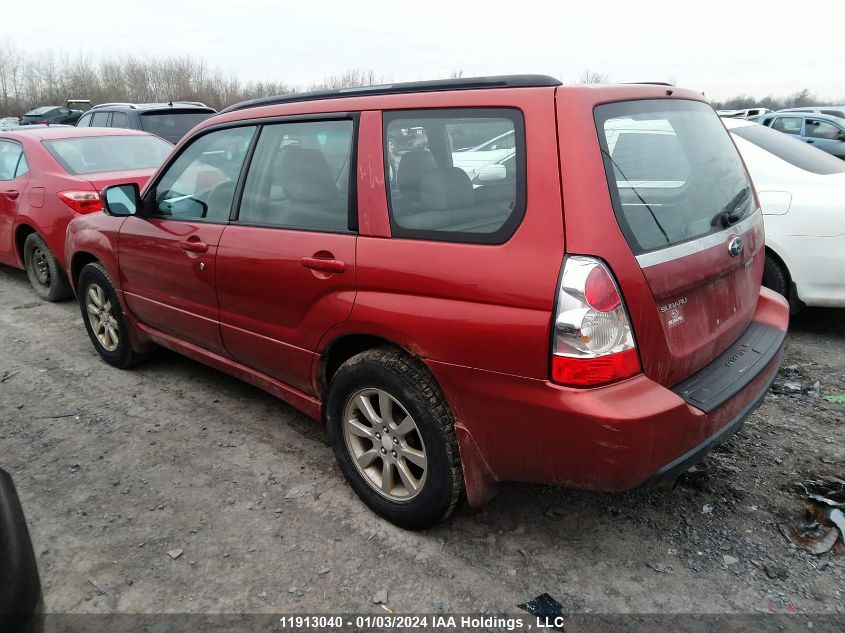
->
220;75;562;114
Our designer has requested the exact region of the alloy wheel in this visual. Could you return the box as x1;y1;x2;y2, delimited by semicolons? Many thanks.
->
342;388;428;501
85;283;119;352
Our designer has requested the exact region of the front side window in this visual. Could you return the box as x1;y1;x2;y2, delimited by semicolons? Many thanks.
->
805;118;842;140
77;113;92;127
384;108;525;243
595;99;753;254
153;126;256;222
44;135;172;175
0;140;25;180
772;117;803;135
238;119;354;231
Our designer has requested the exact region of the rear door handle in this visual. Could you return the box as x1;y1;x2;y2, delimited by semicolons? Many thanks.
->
301;256;345;273
3;190;19;200
179;239;208;253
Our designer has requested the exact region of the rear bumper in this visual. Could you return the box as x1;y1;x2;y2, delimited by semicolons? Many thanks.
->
428;288;789;505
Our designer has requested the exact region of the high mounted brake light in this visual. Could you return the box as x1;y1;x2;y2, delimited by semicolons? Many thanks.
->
551;256;641;387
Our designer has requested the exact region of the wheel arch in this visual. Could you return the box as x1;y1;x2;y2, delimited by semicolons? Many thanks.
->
13;223;37;267
69;251;101;294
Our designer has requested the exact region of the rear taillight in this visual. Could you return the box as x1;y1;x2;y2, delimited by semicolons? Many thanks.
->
551;256;641;387
58;191;102;214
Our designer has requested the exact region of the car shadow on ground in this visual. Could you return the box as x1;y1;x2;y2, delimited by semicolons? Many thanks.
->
789;307;845;337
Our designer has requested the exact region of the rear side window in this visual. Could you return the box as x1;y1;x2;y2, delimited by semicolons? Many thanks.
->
731;123;845;175
238;119;354;232
91;111;111;127
595;99;753;255
44;135;172;175
384;108;525;244
0;140;25;180
111;111;129;128
805;118;842;140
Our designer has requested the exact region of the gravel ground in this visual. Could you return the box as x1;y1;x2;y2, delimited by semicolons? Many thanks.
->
1;264;843;617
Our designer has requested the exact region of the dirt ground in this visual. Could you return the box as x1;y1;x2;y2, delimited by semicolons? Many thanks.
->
1;264;843;617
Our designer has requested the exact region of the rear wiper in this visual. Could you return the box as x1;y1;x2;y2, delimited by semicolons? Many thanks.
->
712;186;751;228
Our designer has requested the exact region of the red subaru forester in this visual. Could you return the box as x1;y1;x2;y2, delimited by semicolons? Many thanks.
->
64;76;789;529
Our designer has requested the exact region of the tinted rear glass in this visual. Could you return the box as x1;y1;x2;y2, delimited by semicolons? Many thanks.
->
595;100;753;255
25;106;56;116
139;111;214;140
43;135;172;175
732;123;845;175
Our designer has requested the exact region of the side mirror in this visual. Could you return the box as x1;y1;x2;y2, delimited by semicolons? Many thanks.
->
477;163;507;182
102;183;140;216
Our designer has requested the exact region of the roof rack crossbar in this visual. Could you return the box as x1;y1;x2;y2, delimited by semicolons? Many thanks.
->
91;103;138;110
219;74;562;114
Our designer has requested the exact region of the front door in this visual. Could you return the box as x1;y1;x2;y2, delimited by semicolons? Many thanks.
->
0;140;29;266
215;118;358;394
803;117;845;158
118;125;257;355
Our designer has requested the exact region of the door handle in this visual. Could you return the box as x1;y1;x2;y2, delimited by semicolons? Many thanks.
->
179;239;208;253
3;190;19;200
301;256;345;273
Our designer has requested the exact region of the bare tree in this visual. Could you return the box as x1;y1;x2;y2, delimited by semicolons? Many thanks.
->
578;70;609;84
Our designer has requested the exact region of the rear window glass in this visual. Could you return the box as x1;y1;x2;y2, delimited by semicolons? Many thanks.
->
43;135;172;175
595;100;753;255
140;111;214;140
384;108;525;244
25;106;56;116
732;123;845;175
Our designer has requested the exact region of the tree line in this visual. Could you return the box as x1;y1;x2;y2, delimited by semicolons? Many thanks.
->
1;39;840;117
0;40;387;116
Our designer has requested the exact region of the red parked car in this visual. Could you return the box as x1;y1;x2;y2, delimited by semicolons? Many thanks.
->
64;76;789;528
0;127;171;300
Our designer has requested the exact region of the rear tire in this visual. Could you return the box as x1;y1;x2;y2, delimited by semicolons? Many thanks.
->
762;253;800;314
23;233;72;302
326;346;463;529
77;262;144;368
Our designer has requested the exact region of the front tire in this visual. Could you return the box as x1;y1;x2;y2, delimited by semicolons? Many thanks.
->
77;262;143;368
23;233;72;302
326;346;463;529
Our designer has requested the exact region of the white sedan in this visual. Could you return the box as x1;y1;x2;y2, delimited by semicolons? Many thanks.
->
724;117;845;311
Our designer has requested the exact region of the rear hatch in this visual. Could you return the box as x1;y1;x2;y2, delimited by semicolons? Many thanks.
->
593;99;764;386
139;109;215;143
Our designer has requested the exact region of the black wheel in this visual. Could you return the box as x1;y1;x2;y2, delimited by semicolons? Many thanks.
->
762;253;800;314
23;233;72;302
77;262;144;368
326;346;463;529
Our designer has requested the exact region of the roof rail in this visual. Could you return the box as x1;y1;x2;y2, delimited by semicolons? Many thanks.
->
91;103;138;110
626;81;675;87
220;74;562;114
169;101;209;108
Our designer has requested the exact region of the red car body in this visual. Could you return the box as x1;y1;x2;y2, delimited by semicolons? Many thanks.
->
64;79;789;508
0;127;164;278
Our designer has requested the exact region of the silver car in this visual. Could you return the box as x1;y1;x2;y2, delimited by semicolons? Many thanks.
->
757;112;845;159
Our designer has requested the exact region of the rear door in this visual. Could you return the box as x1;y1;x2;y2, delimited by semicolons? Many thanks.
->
803;117;845;157
215;117;357;395
590;99;764;386
118;125;256;355
0;140;30;266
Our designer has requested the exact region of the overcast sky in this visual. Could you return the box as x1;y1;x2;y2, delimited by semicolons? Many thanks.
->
2;0;843;101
